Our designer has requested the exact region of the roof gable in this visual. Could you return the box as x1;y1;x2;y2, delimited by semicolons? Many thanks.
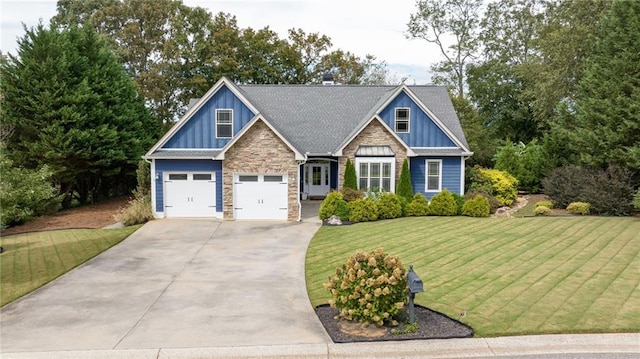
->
376;86;470;151
145;78;258;156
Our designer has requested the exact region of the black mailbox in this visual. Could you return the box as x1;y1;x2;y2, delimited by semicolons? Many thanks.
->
407;265;423;294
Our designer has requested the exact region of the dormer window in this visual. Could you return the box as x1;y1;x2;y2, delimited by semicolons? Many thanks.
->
216;109;233;138
395;108;410;133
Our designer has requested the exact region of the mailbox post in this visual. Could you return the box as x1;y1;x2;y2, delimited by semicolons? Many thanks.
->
407;265;423;324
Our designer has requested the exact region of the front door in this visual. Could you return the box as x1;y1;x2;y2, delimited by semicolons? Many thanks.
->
307;163;330;197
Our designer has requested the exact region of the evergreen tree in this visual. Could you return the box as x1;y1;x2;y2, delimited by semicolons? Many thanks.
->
343;158;358;190
1;24;161;206
555;0;640;173
396;158;414;200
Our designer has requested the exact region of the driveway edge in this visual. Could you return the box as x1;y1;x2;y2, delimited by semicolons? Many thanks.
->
3;333;638;359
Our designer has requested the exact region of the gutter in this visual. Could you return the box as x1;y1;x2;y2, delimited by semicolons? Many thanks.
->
296;159;307;221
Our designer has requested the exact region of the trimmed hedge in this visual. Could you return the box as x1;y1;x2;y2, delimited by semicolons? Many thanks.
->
428;189;458;216
377;192;403;220
405;193;429;216
462;195;490;217
567;202;590;215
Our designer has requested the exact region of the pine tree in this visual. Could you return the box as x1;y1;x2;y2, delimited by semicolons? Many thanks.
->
396;158;414;200
343;158;358;190
1;24;161;206
560;0;640;172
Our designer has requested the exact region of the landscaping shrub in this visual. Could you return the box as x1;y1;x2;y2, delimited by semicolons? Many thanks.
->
494;140;551;193
319;191;345;220
634;190;640;210
348;198;379;223
428;189;458;216
323;248;407;327
534;206;551;216
469;166;518;206
0;150;61;226
399;196;409;217
114;195;153;225
567;202;590;215
543;165;634;216
480;168;518;206
340;187;364;202
452;193;466;215
335;199;351;220
405;193;429;216
396;159;413;200
535;200;554;209
462;195;490;217
377;192;403;220
465;190;500;214
135;159;151;197
344;158;357;190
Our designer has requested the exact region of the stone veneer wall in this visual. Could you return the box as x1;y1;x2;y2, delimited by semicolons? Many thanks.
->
338;120;408;190
223;119;299;221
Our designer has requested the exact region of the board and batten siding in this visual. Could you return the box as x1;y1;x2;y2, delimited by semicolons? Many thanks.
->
410;157;463;199
163;85;256;149
378;91;457;148
154;159;223;213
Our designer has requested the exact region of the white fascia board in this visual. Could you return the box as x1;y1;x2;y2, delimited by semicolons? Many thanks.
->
145;77;259;157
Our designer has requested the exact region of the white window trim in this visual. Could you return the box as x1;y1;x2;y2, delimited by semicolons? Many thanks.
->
394;107;410;134
355;157;396;193
425;159;442;192
215;109;233;139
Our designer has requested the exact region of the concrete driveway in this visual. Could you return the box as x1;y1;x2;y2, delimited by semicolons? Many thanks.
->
0;219;330;353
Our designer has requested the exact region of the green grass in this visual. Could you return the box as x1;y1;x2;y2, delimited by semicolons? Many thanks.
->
306;217;640;337
0;226;140;306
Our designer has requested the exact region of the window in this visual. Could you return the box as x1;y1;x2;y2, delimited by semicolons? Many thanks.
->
168;174;188;180
264;175;283;182
238;175;258;182
395;108;410;133
356;158;394;192
216;109;233;138
426;160;441;191
193;174;212;181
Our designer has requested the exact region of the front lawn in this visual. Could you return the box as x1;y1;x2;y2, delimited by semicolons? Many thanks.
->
0;227;140;306
305;216;640;337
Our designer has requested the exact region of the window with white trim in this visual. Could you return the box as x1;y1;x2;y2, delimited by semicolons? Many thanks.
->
356;157;395;192
426;160;441;191
216;109;233;138
395;108;410;133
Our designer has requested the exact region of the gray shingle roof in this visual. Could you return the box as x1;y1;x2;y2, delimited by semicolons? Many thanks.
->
237;84;469;154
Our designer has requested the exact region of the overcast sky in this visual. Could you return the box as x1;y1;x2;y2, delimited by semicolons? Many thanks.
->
1;0;444;84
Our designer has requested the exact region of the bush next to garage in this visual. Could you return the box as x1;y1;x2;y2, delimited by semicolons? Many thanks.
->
319;191;348;220
324;248;408;327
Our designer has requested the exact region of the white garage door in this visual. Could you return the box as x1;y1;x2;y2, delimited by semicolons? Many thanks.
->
234;174;288;220
164;173;216;217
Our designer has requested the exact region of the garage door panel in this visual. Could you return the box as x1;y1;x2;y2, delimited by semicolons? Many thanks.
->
234;174;288;220
165;173;216;217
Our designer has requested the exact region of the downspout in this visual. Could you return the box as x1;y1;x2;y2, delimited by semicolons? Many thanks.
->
297;160;306;221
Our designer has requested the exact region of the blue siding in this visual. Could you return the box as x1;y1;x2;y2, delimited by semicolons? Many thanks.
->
154;159;223;212
164;86;255;149
379;92;456;148
410;157;462;199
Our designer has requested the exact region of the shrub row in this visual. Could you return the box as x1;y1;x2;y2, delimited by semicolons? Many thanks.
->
319;188;492;222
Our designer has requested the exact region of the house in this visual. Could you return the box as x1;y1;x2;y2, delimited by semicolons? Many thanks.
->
144;76;473;221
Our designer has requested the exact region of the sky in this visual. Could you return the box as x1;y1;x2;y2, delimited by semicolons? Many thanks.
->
0;0;444;84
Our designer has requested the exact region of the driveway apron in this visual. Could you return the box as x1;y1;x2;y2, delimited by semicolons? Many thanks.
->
0;219;330;353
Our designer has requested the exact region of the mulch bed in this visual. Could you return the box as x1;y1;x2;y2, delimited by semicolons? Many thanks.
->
315;304;473;343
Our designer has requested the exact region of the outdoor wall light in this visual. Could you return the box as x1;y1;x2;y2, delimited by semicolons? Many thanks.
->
407;265;424;324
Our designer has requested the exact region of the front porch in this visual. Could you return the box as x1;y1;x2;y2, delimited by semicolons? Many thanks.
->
301;158;338;200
